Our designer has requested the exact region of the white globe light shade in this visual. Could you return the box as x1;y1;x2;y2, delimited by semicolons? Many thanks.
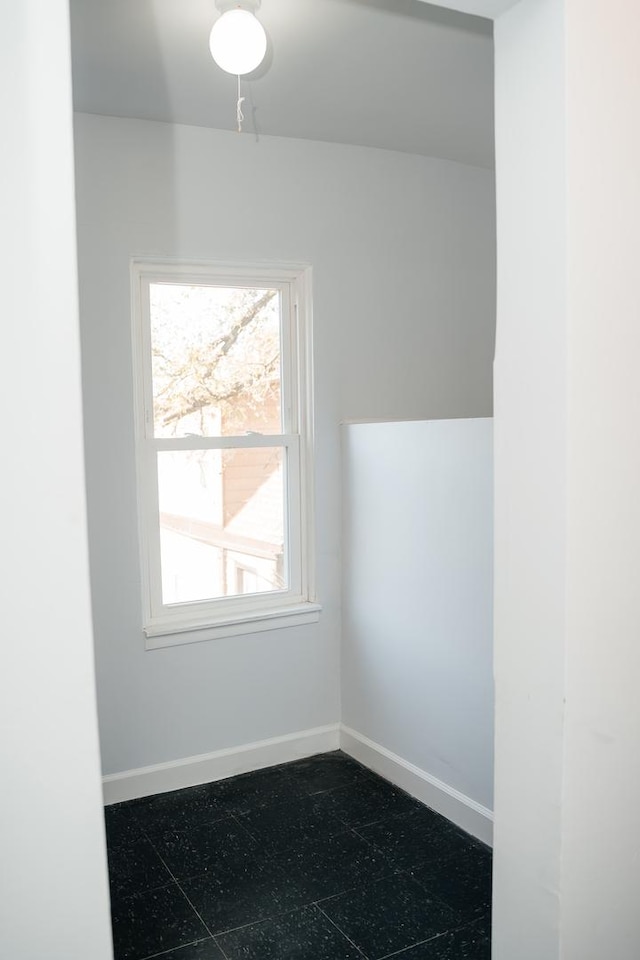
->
209;8;267;76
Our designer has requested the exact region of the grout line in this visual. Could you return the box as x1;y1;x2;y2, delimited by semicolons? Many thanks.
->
109;877;179;903
210;904;490;959
375;914;492;960
349;824;405;866
349;817;472;870
211;904;308;939
137;813;237;842
312;869;399;909
314;902;369;959
356;807;435;832
346;804;424;832
228;811;261;843
173;877;216;939
377;932;447;960
449;914;493;936
143;834;219;948
212;934;232;960
140;938;212;960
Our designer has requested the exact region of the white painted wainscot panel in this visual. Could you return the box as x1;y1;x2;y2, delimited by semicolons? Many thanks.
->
341;418;494;844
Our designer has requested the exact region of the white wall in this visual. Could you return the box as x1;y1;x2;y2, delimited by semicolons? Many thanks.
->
0;4;113;958
562;0;640;953
493;0;640;956
342;419;493;818
492;1;568;955
74;114;496;777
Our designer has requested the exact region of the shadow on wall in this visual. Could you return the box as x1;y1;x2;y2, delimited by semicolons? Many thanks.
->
71;0;180;776
70;0;177;124
334;0;492;35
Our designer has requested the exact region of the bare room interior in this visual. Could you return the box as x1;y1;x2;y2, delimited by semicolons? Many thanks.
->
5;2;640;960
70;1;496;957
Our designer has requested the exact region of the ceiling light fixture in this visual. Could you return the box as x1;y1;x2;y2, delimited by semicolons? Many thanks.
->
209;1;267;133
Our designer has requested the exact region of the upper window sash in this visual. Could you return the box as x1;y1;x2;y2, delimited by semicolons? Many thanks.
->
137;275;296;441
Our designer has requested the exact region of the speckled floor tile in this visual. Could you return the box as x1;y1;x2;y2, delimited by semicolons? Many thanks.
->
360;808;479;871
107;836;173;897
320;776;422;827
282;751;373;795
386;921;491;959
104;755;493;960
180;858;303;934
270;828;395;902
150;817;256;881
467;910;491;939
204;765;308;814
151;938;226;959
110;882;208;960
238;793;347;845
319;873;459;960
105;802;145;849
410;848;492;920
216;904;363;959
133;783;229;837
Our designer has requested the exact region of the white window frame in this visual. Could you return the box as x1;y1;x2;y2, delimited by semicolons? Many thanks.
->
131;259;319;650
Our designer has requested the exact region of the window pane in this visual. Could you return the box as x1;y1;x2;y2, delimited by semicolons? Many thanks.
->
157;447;286;605
150;283;282;438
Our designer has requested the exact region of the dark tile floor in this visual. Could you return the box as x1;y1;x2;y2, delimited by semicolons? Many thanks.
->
105;752;491;960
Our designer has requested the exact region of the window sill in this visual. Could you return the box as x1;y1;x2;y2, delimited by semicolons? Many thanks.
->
144;601;322;650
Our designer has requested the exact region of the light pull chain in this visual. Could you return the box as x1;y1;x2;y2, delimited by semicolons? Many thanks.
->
236;74;245;133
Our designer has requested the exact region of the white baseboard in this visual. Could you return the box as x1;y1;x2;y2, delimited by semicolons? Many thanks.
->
102;723;341;805
103;721;493;848
340;724;493;847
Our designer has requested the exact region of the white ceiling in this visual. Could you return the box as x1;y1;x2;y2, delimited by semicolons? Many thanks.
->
70;0;494;169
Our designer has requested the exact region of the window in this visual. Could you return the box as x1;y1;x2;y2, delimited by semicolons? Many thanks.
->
131;260;318;648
